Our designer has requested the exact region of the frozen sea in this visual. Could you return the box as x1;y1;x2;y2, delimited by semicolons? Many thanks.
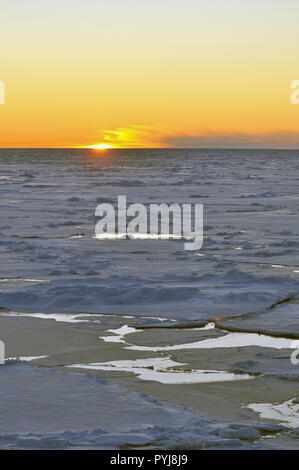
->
0;148;299;449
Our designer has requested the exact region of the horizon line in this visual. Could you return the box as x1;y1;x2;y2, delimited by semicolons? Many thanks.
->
0;147;299;151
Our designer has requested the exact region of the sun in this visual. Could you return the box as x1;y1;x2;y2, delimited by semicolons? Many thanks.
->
86;143;113;150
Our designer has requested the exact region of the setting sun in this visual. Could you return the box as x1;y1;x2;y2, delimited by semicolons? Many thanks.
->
85;144;113;150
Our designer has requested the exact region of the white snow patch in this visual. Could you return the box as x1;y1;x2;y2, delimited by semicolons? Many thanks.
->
0;312;102;324
67;357;253;384
247;399;299;428
7;355;48;362
127;331;295;352
100;325;140;344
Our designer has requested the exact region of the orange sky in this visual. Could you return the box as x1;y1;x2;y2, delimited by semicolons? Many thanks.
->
1;0;299;148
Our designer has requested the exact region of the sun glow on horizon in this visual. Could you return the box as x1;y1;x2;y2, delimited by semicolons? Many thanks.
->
85;143;114;150
77;126;168;150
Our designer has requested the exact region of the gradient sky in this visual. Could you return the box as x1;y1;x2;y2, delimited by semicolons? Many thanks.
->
0;0;299;148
